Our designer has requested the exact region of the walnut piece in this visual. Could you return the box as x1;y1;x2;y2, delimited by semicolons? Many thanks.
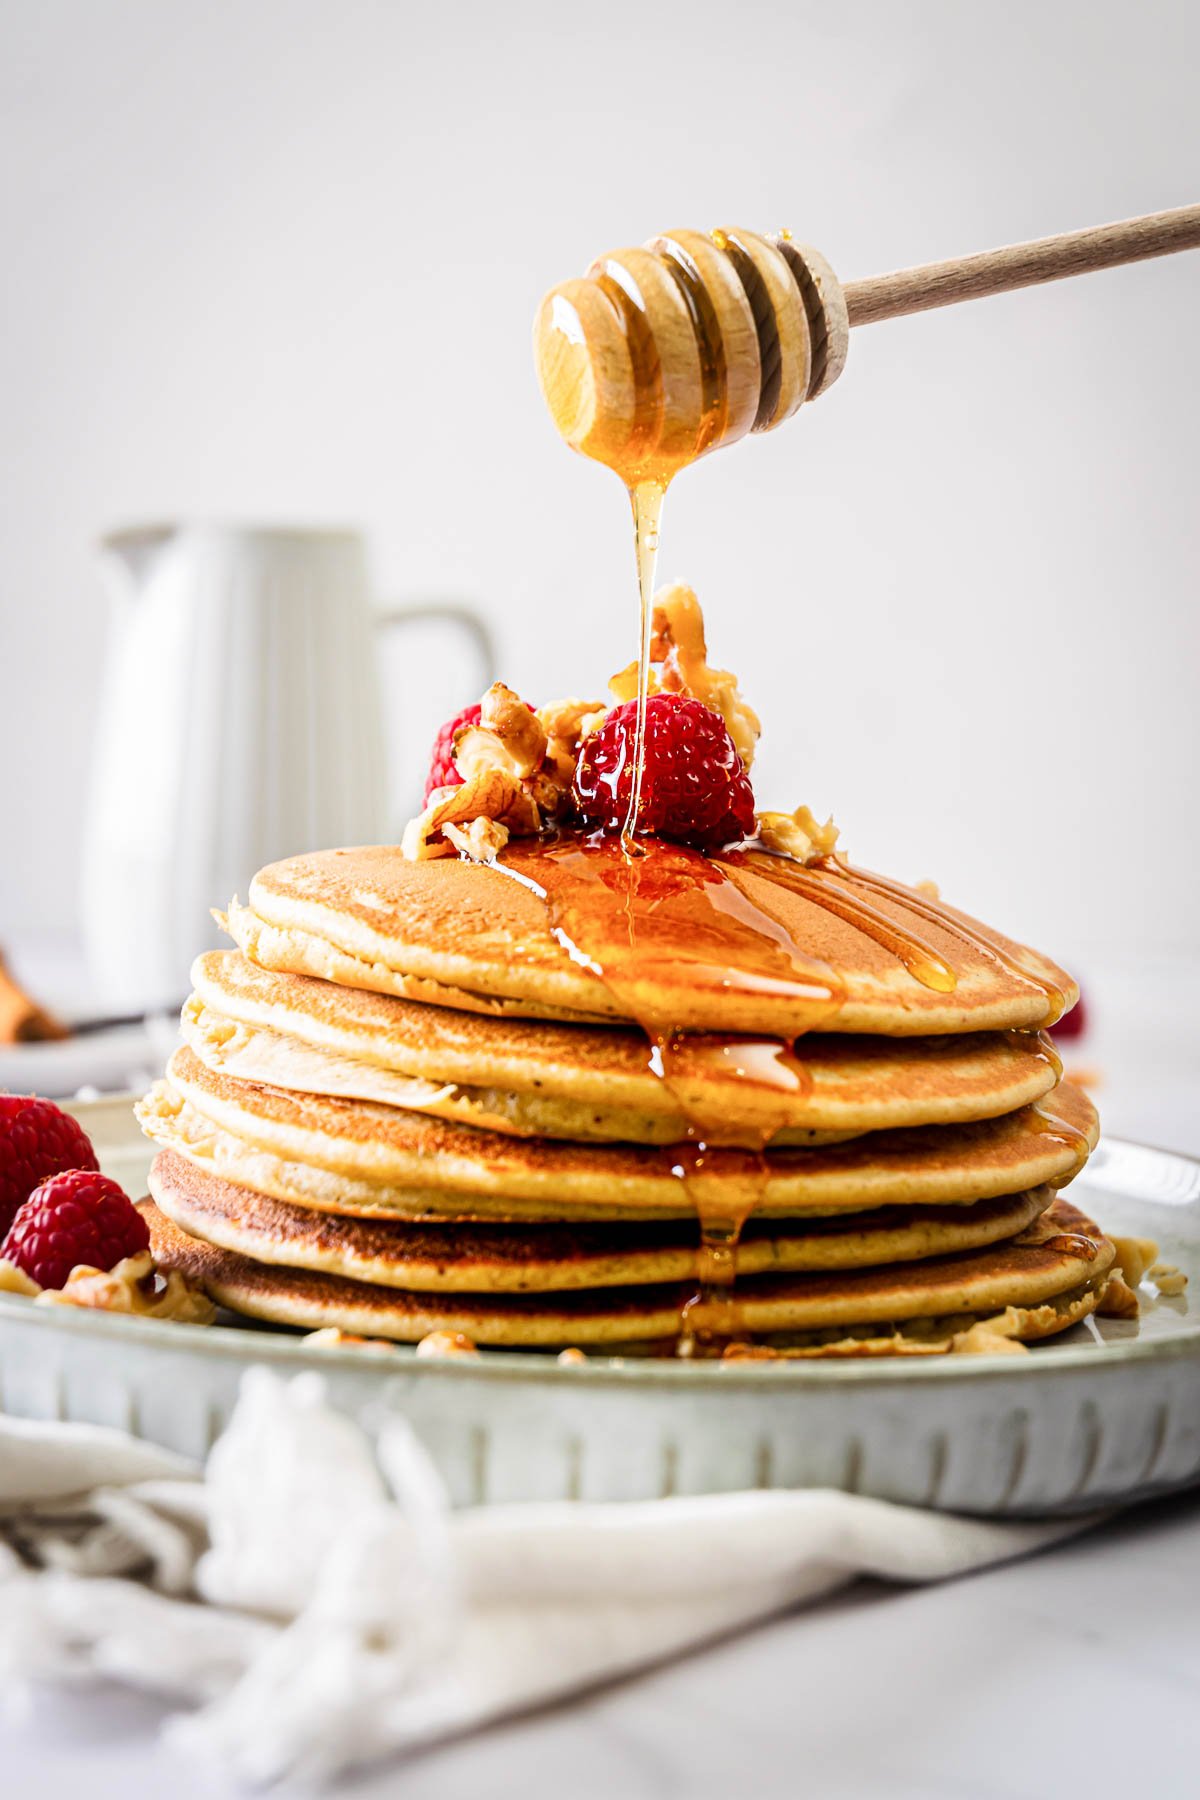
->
33;1251;216;1325
443;817;511;864
456;681;548;781
757;805;840;866
1150;1262;1188;1297
415;1329;479;1358
402;769;541;861
1111;1235;1159;1288
0;1257;41;1298
537;697;608;792
1095;1273;1141;1319
609;583;761;768
304;1327;398;1353
948;1308;1030;1355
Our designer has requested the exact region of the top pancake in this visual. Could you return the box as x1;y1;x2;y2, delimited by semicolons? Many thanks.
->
230;840;1075;1037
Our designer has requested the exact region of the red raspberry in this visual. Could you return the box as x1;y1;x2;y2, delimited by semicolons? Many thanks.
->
424;702;484;800
1;1169;150;1291
1052;988;1090;1041
0;1095;99;1239
573;694;756;849
424;699;539;801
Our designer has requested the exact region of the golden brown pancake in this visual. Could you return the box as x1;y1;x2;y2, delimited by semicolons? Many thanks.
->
138;1048;1099;1221
227;840;1075;1036
147;1150;1054;1291
143;1193;1114;1348
185;950;1061;1142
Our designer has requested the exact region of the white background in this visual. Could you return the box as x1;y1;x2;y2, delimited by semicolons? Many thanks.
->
1;0;1197;970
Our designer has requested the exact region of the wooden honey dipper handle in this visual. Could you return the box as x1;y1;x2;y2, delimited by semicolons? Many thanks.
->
844;204;1200;327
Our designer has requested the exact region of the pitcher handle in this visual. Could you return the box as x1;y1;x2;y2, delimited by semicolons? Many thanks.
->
373;598;498;834
374;598;496;698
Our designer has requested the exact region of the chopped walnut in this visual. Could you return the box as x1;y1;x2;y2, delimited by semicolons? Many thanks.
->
1111;1235;1159;1288
304;1327;398;1353
537;697;607;791
1150;1262;1188;1297
948;1307;1030;1355
1095;1273;1141;1319
949;1325;1030;1356
0;1257;41;1298
757;805;840;865
609;584;761;768
443;817;511;864
402;769;541;862
556;1346;588;1365
415;1329;479;1358
33;1252;216;1325
456;682;548;781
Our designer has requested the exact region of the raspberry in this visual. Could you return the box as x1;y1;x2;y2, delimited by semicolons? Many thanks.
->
1;1169;150;1292
424;702;483;800
1052;988;1089;1041
0;1095;99;1240
573;694;757;849
423;700;538;802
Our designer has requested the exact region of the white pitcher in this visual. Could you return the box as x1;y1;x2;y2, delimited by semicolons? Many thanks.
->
81;524;494;1012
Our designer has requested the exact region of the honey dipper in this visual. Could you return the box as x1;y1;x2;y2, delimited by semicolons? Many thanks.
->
533;205;1200;487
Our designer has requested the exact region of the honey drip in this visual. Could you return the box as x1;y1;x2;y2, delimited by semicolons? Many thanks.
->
624;480;665;848
1028;1096;1094;1183
729;852;958;993
495;835;845;1350
829;861;1070;1025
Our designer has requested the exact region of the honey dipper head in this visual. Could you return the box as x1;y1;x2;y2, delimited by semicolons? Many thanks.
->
533;228;849;488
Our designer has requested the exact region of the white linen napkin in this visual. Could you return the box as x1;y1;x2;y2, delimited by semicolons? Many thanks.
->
0;1368;1093;1787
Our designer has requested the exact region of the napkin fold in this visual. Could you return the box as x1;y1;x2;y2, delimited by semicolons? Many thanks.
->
0;1369;1092;1787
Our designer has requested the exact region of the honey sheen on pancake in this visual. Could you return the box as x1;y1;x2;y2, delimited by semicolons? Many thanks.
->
185;950;1062;1143
148;1149;1055;1292
142;1193;1115;1349
140;1048;1099;1220
226;839;1075;1037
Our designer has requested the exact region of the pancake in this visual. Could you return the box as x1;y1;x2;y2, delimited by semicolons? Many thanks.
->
148;1150;1055;1291
138;1048;1099;1221
227;840;1075;1036
180;994;849;1147
142;1193;1115;1348
186;950;1061;1142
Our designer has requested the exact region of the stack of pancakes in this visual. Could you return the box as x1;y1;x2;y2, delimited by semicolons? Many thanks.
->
137;841;1112;1354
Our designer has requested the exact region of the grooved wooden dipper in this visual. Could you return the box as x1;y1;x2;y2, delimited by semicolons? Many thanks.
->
533;206;1200;488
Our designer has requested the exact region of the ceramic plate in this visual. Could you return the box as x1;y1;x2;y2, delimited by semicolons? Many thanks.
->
0;1098;1196;1516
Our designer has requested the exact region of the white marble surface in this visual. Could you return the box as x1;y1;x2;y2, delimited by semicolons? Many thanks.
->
6;948;1200;1798
11;1489;1200;1800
